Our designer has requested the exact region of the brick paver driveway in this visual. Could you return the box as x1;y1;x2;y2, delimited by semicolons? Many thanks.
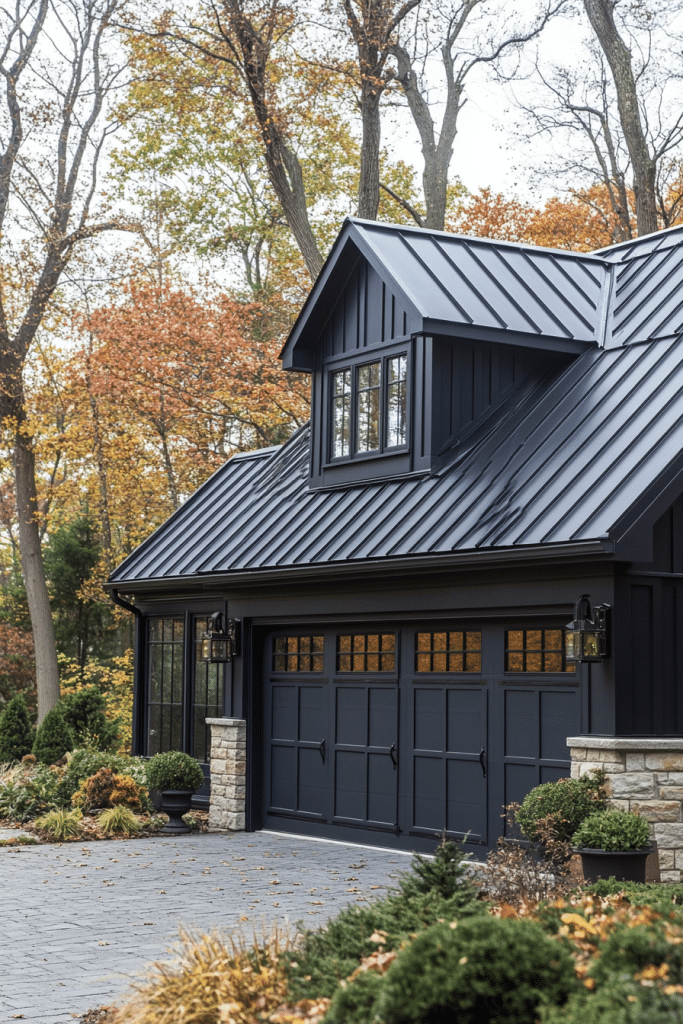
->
0;830;410;1024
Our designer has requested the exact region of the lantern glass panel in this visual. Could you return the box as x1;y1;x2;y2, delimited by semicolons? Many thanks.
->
582;632;600;659
565;630;578;662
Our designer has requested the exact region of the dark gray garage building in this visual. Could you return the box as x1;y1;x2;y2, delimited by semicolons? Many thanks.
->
106;218;683;864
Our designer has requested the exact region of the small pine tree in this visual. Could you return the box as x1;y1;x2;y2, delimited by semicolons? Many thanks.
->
398;834;474;901
33;706;75;765
0;695;34;762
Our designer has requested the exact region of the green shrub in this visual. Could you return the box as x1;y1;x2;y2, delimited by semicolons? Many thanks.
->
0;695;34;762
540;976;683;1024
377;916;576;1024
323;968;385;1024
60;687;120;751
98;804;141;836
33;806;83;840
286;890;486;1002
586;879;683;909
32;706;75;764
589;921;683;987
146;750;204;792
574;809;650;851
0;762;62;820
57;748;147;803
516;771;607;843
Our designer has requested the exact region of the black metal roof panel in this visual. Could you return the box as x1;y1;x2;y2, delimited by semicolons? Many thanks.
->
281;219;606;370
109;334;683;585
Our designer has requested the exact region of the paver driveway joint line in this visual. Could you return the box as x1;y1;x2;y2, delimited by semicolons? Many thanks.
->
0;830;412;1024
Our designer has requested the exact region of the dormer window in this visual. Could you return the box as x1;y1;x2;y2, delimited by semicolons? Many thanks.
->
331;353;407;461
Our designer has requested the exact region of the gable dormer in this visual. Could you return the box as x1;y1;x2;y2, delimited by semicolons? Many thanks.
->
280;218;605;490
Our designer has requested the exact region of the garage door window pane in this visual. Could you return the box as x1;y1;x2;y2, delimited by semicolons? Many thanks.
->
273;636;324;672
337;634;395;672
415;631;481;673
505;629;575;673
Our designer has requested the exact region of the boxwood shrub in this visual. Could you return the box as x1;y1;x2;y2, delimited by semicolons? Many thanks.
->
516;770;607;843
573;809;650;851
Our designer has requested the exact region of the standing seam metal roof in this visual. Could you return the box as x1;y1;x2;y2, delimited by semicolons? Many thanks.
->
109;222;683;586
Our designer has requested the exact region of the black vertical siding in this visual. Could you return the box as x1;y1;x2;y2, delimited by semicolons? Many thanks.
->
321;261;413;358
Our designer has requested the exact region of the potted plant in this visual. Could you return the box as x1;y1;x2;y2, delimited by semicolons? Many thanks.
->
514;770;607;862
146;751;204;835
572;808;654;882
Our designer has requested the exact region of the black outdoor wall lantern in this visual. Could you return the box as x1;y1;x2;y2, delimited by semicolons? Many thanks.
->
199;612;241;663
565;595;610;663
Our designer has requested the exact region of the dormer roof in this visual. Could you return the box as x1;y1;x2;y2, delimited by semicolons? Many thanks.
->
281;218;607;371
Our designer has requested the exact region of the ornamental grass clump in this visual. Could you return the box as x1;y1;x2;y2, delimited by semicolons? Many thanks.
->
112;926;294;1024
33;807;83;841
98;805;141;836
516;770;607;844
574;809;650;851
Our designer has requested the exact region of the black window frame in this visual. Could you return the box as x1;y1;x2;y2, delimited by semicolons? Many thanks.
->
327;348;410;465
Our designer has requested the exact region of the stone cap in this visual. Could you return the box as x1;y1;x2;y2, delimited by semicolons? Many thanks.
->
567;735;683;751
206;718;247;727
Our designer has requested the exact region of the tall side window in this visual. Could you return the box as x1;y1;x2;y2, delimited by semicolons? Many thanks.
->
147;617;184;756
331;352;408;461
193;618;224;763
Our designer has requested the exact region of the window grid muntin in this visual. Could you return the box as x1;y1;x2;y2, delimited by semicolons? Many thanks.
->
415;630;482;673
147;616;184;756
386;354;407;448
337;633;396;672
192;617;223;763
328;351;408;463
356;360;381;452
505;629;575;673
273;635;324;673
332;369;352;458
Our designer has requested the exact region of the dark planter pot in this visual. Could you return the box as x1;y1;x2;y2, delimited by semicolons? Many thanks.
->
575;845;655;883
159;789;195;835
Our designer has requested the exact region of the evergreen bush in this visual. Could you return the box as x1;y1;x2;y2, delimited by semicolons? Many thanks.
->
574;809;650;851
0;695;34;762
146;750;204;792
377;916;576;1024
60;687;120;751
323;967;385;1024
540;975;683;1024
56;749;147;803
396;835;475;902
516;770;607;843
32;706;75;765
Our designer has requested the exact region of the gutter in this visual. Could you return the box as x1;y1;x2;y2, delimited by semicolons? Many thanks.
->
103;539;615;595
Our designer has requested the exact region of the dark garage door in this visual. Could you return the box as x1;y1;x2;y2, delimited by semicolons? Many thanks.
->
261;626;579;855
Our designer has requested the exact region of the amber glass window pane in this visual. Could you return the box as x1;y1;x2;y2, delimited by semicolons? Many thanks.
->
336;634;396;672
414;631;482;673
505;629;575;673
272;636;325;672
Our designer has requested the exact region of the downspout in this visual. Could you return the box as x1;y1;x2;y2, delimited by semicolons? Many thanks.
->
110;589;145;757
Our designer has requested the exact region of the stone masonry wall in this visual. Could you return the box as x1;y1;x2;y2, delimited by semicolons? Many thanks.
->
206;718;247;831
568;736;683;883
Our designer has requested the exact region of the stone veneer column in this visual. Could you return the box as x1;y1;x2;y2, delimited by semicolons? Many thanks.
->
206;718;247;832
568;736;683;882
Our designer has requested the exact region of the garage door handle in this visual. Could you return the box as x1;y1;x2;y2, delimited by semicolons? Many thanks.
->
390;743;397;770
479;747;486;778
319;738;325;764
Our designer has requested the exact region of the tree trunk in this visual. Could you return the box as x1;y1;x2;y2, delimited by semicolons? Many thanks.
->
583;0;658;236
359;78;382;220
13;422;59;723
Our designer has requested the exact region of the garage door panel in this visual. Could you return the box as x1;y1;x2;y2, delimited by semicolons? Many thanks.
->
299;685;326;742
367;751;397;824
540;690;579;761
298;747;326;816
413;755;443;830
505;690;537;758
447;758;486;840
447;688;486;753
368;687;398;748
334;749;366;820
336;687;367;746
414;688;444;752
270;685;297;741
270;745;297;810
